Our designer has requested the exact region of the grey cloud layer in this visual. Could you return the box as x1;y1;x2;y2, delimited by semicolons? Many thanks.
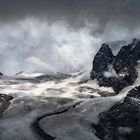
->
0;0;140;25
0;0;140;75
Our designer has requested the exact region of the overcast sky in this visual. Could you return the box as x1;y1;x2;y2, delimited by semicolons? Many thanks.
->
0;0;140;75
0;0;140;24
0;0;140;38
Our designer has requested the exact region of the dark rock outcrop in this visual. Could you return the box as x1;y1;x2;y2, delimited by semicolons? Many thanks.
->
0;72;3;76
91;39;140;93
92;86;140;140
133;39;140;61
91;43;114;80
0;94;13;117
113;44;136;73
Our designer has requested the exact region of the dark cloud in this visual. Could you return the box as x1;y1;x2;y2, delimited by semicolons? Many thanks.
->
0;0;140;25
0;0;140;75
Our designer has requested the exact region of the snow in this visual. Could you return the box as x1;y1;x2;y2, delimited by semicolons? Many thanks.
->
0;71;114;99
0;69;139;140
118;127;133;134
16;72;44;78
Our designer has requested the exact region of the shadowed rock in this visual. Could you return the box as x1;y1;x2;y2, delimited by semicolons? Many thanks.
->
92;86;140;140
0;72;3;76
133;39;140;61
91;43;114;80
91;39;140;93
0;94;13;117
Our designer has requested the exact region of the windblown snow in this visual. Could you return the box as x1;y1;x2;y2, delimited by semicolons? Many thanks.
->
0;69;138;140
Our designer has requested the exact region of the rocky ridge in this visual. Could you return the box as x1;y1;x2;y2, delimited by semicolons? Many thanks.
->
91;39;140;93
91;39;140;140
93;86;140;140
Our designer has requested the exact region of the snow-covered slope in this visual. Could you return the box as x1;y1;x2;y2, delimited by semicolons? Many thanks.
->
0;39;140;140
0;69;138;140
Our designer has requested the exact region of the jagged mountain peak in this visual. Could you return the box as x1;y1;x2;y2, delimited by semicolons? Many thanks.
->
96;43;113;57
91;43;114;80
100;43;111;50
91;38;140;93
106;38;140;56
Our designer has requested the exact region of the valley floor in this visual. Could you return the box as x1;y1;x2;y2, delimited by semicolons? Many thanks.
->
0;71;138;140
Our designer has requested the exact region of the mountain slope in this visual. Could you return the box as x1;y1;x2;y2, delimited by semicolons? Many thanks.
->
0;39;140;140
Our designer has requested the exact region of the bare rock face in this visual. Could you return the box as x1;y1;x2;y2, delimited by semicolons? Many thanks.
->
92;86;140;140
133;39;140;61
91;43;114;80
0;94;13;117
113;44;136;73
91;39;140;93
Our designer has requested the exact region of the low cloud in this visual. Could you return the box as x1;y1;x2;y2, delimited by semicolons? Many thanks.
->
0;18;101;75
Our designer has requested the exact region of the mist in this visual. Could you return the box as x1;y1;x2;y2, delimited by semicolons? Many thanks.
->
0;18;100;75
0;0;140;75
0;17;140;75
